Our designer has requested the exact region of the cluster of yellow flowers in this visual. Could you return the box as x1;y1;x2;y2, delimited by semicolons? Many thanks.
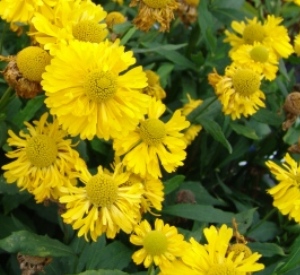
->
0;0;203;245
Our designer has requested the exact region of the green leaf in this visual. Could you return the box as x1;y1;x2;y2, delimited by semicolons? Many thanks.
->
11;95;45;128
248;221;279;242
164;175;185;194
248;242;285;258
197;118;232;154
234;208;257;234
120;26;137;45
162;204;234;223
0;230;75;257
252;108;284;127
133;43;187;53
73;270;129;275
230;122;259;140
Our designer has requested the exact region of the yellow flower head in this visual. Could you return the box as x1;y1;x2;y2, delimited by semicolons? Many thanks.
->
60;164;144;241
179;94;202;145
105;11;126;29
230;42;279;81
0;0;56;25
113;98;190;178
2;113;81;203
294;34;300;56
143;70;166;100
130;218;188;268
30;0;108;55
266;153;300;223
224;15;294;59
42;39;150;140
159;224;264;275
130;0;178;32
209;65;265;120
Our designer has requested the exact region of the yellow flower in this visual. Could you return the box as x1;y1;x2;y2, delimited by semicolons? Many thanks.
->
159;224;264;275
0;0;55;25
29;0;107;55
42;39;150;140
130;0;178;32
231;42;279;81
266;153;300;223
294;34;300;56
130;219;188;268
143;70;166;100
224;15;294;59
127;173;164;214
179;94;202;146
60;164;143;241
113;98;190;178
1;113;80;203
209;65;265;120
105;11;126;29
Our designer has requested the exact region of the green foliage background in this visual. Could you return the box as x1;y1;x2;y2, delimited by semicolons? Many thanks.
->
1;0;300;274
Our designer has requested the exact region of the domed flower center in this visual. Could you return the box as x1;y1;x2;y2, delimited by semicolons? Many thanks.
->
145;70;159;87
84;70;117;103
73;20;106;43
227;243;252;261
250;45;269;62
86;174;118;207
143;230;168;256
105;12;126;29
207;263;237;275
26;135;58;168
143;0;169;9
184;0;199;6
232;69;261;96
243;24;265;44
16;46;51;82
140;118;166;145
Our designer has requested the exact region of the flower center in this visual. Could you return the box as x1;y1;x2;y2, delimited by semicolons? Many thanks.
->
243;23;265;44
143;230;168;256
207;263;237;275
105;12;126;29
227;243;252;261
184;0;199;6
143;0;169;9
232;69;261;96
84;70;117;103
16;46;51;82
140;118;166;145
72;20;107;43
250;45;269;63
86;174;118;207
26;135;58;168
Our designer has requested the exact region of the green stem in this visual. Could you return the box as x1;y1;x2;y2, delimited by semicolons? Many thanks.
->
147;264;155;275
247;208;277;235
0;86;13;112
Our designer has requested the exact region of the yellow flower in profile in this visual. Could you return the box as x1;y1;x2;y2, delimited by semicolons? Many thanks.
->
143;70;166;100
266;153;300;223
60;164;144;241
231;42;279;81
30;0;107;55
2;113;80;203
159;224;264;275
224;15;294;59
179;94;202;146
105;11;126;29
42;39;150;140
209;65;265;120
0;0;55;25
294;34;300;56
130;219;188;268
113;98;190;178
130;0;178;32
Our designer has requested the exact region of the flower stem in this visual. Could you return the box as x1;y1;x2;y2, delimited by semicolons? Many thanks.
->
147;264;156;275
0;86;14;112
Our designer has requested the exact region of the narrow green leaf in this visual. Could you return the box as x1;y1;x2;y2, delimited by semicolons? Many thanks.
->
252;108;284;127
248;221;279;242
162;204;234;223
133;43;187;53
120;26;137;45
73;270;129;275
230;122;259;140
248;242;285;258
197;118;232;153
0;230;75;257
164;175;185;194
